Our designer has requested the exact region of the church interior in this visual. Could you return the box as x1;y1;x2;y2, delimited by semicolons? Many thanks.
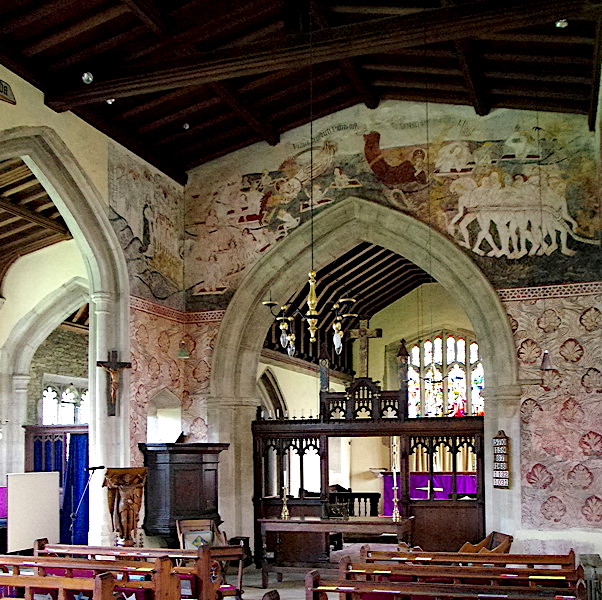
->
0;0;601;598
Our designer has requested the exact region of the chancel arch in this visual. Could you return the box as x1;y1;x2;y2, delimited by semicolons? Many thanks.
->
0;126;130;543
211;195;521;539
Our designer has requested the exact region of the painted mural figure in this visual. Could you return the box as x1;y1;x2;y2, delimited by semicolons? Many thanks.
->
435;141;474;174
447;166;593;258
364;132;428;189
141;203;154;258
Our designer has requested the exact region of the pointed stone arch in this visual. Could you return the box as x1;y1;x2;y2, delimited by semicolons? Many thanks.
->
0;126;130;543
257;368;287;418
210;196;520;537
4;276;89;375
1;276;89;474
212;196;518;399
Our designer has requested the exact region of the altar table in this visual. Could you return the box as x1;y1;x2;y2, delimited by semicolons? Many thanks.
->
258;516;414;587
383;472;478;514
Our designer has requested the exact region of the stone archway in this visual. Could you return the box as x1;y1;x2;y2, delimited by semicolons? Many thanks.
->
2;276;89;474
0;126;130;543
210;196;520;537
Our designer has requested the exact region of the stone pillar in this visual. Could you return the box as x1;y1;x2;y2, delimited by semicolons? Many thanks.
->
89;290;129;544
4;374;30;476
481;384;522;536
206;396;258;541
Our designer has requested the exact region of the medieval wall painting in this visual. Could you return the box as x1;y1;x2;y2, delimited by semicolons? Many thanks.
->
502;283;602;539
185;102;599;310
129;297;221;465
109;144;185;309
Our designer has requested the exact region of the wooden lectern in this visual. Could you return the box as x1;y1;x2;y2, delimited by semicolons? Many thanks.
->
103;467;147;546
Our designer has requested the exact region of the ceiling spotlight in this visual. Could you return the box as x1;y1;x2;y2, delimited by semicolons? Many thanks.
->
81;72;94;84
555;19;568;28
183;122;190;130
106;98;115;105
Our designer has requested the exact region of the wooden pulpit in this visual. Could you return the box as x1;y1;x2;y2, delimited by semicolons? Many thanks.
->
138;443;229;545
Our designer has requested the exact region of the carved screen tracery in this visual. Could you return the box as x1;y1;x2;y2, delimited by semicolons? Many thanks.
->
408;434;478;500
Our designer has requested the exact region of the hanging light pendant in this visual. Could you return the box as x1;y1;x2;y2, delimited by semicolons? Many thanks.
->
540;350;554;371
331;296;357;355
306;271;318;342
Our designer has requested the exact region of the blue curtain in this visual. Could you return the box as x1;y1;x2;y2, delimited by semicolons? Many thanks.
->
60;433;89;544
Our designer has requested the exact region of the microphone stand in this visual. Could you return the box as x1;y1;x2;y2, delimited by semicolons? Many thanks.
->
70;466;103;544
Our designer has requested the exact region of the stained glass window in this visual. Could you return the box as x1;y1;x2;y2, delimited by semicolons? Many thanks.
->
406;332;483;417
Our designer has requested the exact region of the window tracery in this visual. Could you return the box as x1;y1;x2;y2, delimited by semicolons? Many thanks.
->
407;332;484;417
41;375;89;425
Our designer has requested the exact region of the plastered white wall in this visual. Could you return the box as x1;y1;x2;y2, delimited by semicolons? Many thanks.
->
0;240;87;346
358;282;473;385
0;65;110;202
350;436;389;497
257;361;345;416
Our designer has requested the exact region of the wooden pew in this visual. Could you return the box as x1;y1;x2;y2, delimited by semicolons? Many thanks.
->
338;555;586;593
34;539;244;600
0;555;179;600
306;563;587;600
0;571;116;600
359;546;578;569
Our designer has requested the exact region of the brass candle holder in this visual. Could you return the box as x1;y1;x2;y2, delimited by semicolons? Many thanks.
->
280;486;290;520
391;436;401;522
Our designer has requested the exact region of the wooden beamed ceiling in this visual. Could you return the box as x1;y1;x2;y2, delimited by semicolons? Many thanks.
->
0;0;600;183
264;242;433;371
0;157;71;288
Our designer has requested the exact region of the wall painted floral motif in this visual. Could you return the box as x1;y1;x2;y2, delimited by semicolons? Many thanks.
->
185;102;599;310
128;297;222;465
502;283;602;529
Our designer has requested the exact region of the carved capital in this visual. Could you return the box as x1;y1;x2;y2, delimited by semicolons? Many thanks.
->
90;291;113;314
12;374;31;392
481;384;522;419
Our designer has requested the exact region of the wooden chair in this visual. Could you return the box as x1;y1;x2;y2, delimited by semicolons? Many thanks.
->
458;531;513;553
176;519;227;550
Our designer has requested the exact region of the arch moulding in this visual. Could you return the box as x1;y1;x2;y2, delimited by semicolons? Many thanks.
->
0;126;130;543
212;195;519;402
209;195;522;538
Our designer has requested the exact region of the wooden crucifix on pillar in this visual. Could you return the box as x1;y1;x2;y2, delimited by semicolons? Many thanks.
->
97;350;131;416
348;318;382;378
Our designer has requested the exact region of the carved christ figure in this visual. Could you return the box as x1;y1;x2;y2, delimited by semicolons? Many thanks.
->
103;467;147;546
96;351;131;416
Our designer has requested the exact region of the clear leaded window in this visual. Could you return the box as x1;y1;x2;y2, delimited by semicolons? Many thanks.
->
407;332;484;418
41;375;89;425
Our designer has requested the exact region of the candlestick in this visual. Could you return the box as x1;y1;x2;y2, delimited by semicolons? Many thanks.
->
391;436;401;522
280;486;290;520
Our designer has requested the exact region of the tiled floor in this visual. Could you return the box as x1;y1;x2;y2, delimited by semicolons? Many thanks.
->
241;567;307;600
238;542;400;600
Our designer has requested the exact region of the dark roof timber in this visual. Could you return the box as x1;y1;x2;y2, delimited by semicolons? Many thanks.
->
0;0;598;182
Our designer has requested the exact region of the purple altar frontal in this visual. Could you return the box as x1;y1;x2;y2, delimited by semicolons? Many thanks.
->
383;472;477;513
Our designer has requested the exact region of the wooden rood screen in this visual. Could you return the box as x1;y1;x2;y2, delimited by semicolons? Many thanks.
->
252;376;484;559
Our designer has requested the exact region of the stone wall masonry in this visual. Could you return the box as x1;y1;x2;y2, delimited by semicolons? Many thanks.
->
26;328;88;423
